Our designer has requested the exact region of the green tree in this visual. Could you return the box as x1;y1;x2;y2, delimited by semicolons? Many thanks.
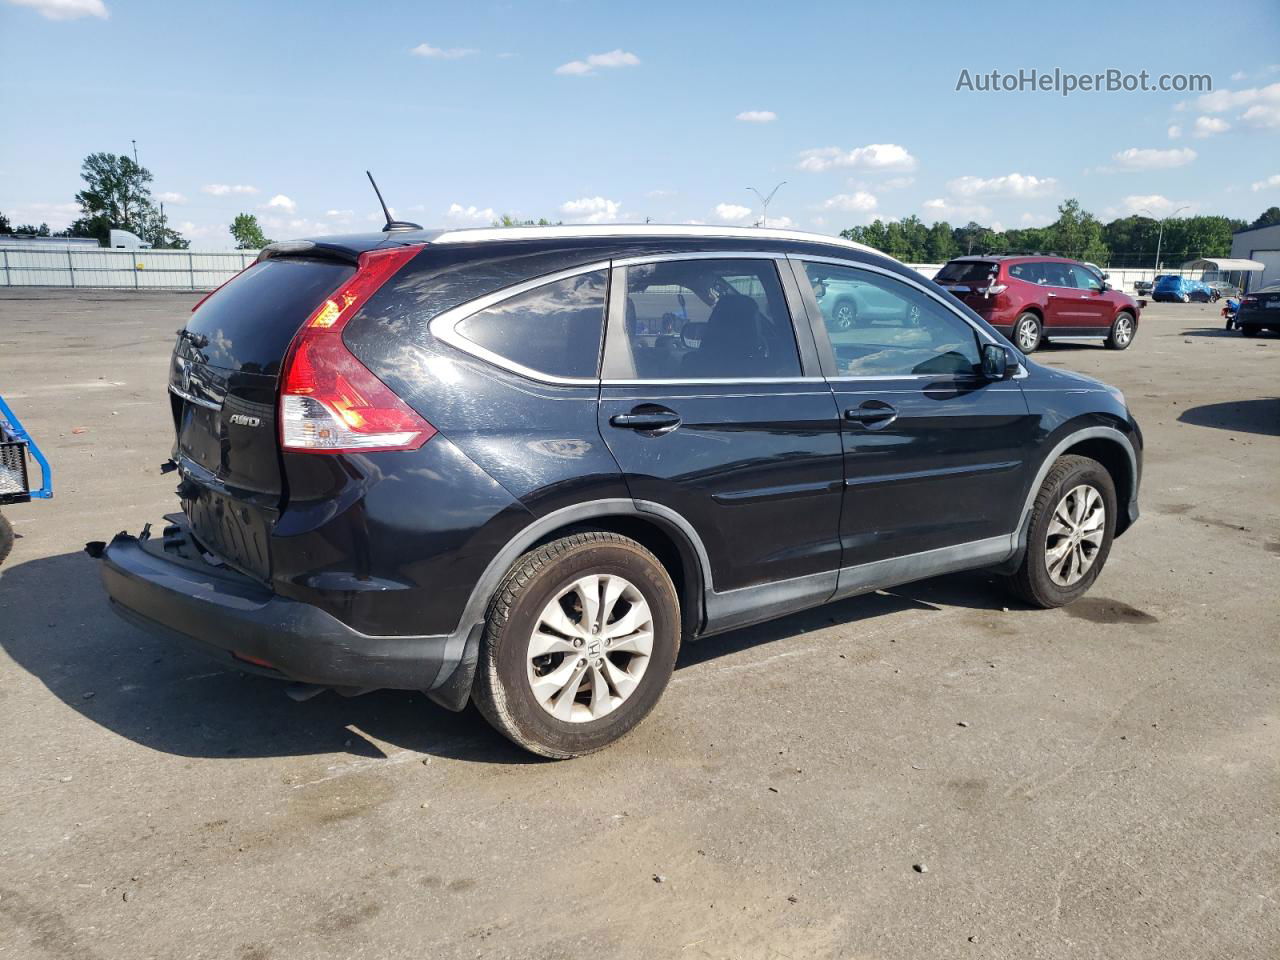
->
230;213;271;249
1048;198;1108;263
12;222;51;236
924;221;957;263
1250;206;1280;229
0;211;10;233
492;214;560;226
68;151;187;248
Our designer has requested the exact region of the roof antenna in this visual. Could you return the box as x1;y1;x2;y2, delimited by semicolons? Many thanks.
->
366;171;422;232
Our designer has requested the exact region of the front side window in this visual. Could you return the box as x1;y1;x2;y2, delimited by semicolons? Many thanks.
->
609;259;801;380
802;262;982;378
1069;264;1104;292
1038;261;1075;288
454;270;607;379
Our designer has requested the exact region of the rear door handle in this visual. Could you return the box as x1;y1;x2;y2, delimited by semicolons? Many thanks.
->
610;408;681;431
1046;292;1057;298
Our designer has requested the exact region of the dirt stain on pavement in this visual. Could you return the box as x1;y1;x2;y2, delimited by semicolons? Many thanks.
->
1064;597;1158;625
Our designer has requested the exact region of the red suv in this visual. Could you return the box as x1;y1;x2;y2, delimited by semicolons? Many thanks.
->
933;256;1141;353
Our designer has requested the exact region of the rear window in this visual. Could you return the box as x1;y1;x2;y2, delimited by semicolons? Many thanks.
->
454;270;607;379
187;258;354;374
935;260;997;284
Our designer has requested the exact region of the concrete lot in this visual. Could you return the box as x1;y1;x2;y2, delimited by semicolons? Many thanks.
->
0;289;1276;960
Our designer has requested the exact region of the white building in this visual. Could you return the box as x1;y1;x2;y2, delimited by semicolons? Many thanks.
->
1230;222;1280;291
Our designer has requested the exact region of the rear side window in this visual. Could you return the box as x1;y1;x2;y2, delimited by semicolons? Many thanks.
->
1007;261;1043;283
607;259;801;380
186;258;354;373
454;270;607;379
935;260;997;284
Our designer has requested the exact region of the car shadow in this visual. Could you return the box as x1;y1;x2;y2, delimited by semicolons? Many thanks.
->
0;551;1018;764
1181;326;1241;339
1177;397;1280;437
1038;339;1101;352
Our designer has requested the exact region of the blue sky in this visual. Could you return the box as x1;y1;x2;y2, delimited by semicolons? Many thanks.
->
2;0;1278;248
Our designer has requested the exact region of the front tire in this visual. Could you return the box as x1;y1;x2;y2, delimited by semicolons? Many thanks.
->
1014;312;1043;353
1005;455;1117;609
473;531;680;758
831;298;858;330
1106;311;1135;350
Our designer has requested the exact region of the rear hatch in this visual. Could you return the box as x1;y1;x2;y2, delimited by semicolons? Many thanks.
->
934;259;1001;311
1240;287;1280;321
170;256;356;581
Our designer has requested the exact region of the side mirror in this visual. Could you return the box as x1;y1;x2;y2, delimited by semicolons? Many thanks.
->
680;321;707;349
1100;282;1112;292
981;342;1017;381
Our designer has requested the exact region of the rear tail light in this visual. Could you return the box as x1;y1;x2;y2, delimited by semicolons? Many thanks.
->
978;284;1007;296
279;245;436;454
1242;296;1259;305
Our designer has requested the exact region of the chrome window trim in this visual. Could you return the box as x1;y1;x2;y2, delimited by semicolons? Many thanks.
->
612;250;783;268
428;260;612;387
602;253;827;385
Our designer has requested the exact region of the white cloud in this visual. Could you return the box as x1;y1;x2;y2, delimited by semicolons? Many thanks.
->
560;196;621;223
797;143;916;172
1019;212;1052;226
325;208;353;218
822;191;878;213
881;176;915;190
922;198;992;221
445;203;497;225
946;173;1057;198
5;201;80;230
155;191;186;204
736;110;777;123
1241;103;1280;129
1107;147;1197;171
713;203;753;222
410;42;477;59
1167;124;1182;139
202;183;258;196
764;215;796;229
555;49;640;76
265;194;297;213
1251;174;1280;192
1119;194;1197;217
1180;81;1280;114
1192;115;1230;137
1231;71;1247;82
6;0;107;20
646;188;675;198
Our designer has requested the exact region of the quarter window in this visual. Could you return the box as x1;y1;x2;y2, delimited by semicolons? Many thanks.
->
607;259;801;380
802;262;982;378
454;270;607;379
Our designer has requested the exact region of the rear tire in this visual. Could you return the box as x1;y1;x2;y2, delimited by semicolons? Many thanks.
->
1105;311;1135;350
1004;455;1117;609
1241;325;1261;338
0;512;12;567
1014;312;1043;353
472;531;680;758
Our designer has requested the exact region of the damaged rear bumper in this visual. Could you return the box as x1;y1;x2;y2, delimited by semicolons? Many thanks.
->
92;515;477;704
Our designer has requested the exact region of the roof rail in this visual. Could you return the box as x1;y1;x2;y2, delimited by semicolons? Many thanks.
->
428;223;882;257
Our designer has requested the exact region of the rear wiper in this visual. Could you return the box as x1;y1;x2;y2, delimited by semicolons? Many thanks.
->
175;328;209;349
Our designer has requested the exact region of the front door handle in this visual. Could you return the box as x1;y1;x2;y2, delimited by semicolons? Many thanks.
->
610;407;681;431
844;401;897;425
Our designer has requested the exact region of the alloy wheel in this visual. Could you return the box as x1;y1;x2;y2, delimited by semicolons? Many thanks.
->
1045;484;1106;587
1113;315;1133;346
1017;317;1039;351
526;574;654;723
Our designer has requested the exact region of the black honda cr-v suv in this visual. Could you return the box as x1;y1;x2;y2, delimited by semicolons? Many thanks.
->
95;225;1142;757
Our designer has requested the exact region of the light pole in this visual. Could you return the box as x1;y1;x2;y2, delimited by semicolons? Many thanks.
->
747;181;786;228
1139;205;1188;273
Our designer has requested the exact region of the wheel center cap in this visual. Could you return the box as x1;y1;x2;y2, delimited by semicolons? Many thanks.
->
586;638;603;660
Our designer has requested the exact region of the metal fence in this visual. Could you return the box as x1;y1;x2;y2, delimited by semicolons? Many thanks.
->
0;247;260;290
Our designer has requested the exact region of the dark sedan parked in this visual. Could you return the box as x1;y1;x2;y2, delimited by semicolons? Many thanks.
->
94;225;1143;757
1237;282;1280;336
